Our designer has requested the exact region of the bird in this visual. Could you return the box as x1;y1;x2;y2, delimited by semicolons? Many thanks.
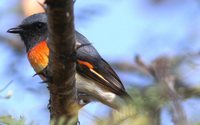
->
7;13;130;109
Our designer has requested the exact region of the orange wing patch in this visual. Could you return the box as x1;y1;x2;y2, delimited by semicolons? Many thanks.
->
28;41;49;72
78;60;109;83
78;60;94;69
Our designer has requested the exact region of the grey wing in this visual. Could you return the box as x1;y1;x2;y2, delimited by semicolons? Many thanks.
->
75;31;128;96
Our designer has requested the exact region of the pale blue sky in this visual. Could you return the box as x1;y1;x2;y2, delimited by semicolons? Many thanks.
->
0;0;200;125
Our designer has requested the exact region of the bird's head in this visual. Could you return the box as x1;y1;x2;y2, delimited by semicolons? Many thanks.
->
7;13;48;52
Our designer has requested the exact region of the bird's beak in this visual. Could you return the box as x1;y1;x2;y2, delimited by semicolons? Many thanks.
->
7;26;24;34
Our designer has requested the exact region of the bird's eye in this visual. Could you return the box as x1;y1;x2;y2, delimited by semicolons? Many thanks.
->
35;22;44;29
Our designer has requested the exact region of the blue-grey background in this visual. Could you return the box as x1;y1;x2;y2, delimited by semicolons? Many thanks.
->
0;0;200;125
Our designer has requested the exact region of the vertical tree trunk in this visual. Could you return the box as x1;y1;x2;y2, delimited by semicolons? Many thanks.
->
45;0;79;124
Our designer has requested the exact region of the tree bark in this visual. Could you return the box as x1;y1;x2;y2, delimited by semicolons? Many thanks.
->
45;0;78;124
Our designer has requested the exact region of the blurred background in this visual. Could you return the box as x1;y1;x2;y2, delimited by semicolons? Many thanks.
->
0;0;200;125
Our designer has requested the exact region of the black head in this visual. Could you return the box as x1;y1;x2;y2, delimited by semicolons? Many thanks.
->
7;13;48;52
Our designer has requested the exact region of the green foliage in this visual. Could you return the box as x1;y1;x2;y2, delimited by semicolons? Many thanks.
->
95;105;149;125
94;85;170;125
128;85;166;112
0;116;25;125
0;115;77;125
50;116;78;125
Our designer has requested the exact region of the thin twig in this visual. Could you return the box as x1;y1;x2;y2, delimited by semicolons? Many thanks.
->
0;80;13;93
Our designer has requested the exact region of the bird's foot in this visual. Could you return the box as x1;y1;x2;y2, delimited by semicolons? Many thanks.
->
33;66;53;83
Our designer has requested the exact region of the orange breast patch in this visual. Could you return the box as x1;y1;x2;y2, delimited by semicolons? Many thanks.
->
28;41;49;72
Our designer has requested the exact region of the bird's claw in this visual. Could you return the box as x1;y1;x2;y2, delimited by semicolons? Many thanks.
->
33;66;53;83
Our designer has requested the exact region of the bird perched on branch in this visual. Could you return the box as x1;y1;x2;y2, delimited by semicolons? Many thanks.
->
7;13;130;109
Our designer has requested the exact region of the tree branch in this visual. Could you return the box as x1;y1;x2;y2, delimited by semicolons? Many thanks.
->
45;0;79;124
152;57;188;125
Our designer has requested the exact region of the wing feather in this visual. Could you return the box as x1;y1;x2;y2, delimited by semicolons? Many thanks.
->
75;31;128;96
